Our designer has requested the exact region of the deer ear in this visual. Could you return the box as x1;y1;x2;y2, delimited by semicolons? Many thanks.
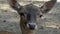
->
40;0;57;14
8;0;22;11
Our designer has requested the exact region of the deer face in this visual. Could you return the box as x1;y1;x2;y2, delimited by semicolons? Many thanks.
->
9;0;57;30
19;4;43;30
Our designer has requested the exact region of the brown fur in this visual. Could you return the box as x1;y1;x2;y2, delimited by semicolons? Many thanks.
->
20;16;36;34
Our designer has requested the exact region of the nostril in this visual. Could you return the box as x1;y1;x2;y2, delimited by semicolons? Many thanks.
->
29;24;35;28
27;23;36;30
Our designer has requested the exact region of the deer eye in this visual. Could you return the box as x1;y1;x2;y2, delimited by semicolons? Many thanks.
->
20;13;24;16
39;15;43;17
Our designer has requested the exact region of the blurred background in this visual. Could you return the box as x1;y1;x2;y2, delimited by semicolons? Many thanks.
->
0;0;60;34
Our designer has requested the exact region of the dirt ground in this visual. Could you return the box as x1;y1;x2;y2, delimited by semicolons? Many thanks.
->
0;0;60;34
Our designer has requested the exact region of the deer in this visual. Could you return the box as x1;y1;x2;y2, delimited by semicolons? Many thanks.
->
8;0;57;34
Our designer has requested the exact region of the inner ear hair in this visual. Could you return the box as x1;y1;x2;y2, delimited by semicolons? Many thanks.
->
40;0;57;14
9;0;22;11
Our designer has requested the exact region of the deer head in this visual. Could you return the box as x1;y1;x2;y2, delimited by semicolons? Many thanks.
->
8;0;57;34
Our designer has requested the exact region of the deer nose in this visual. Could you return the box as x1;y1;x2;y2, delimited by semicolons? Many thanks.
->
27;23;37;30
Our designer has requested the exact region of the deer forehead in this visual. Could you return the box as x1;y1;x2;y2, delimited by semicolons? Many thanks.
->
21;4;40;14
